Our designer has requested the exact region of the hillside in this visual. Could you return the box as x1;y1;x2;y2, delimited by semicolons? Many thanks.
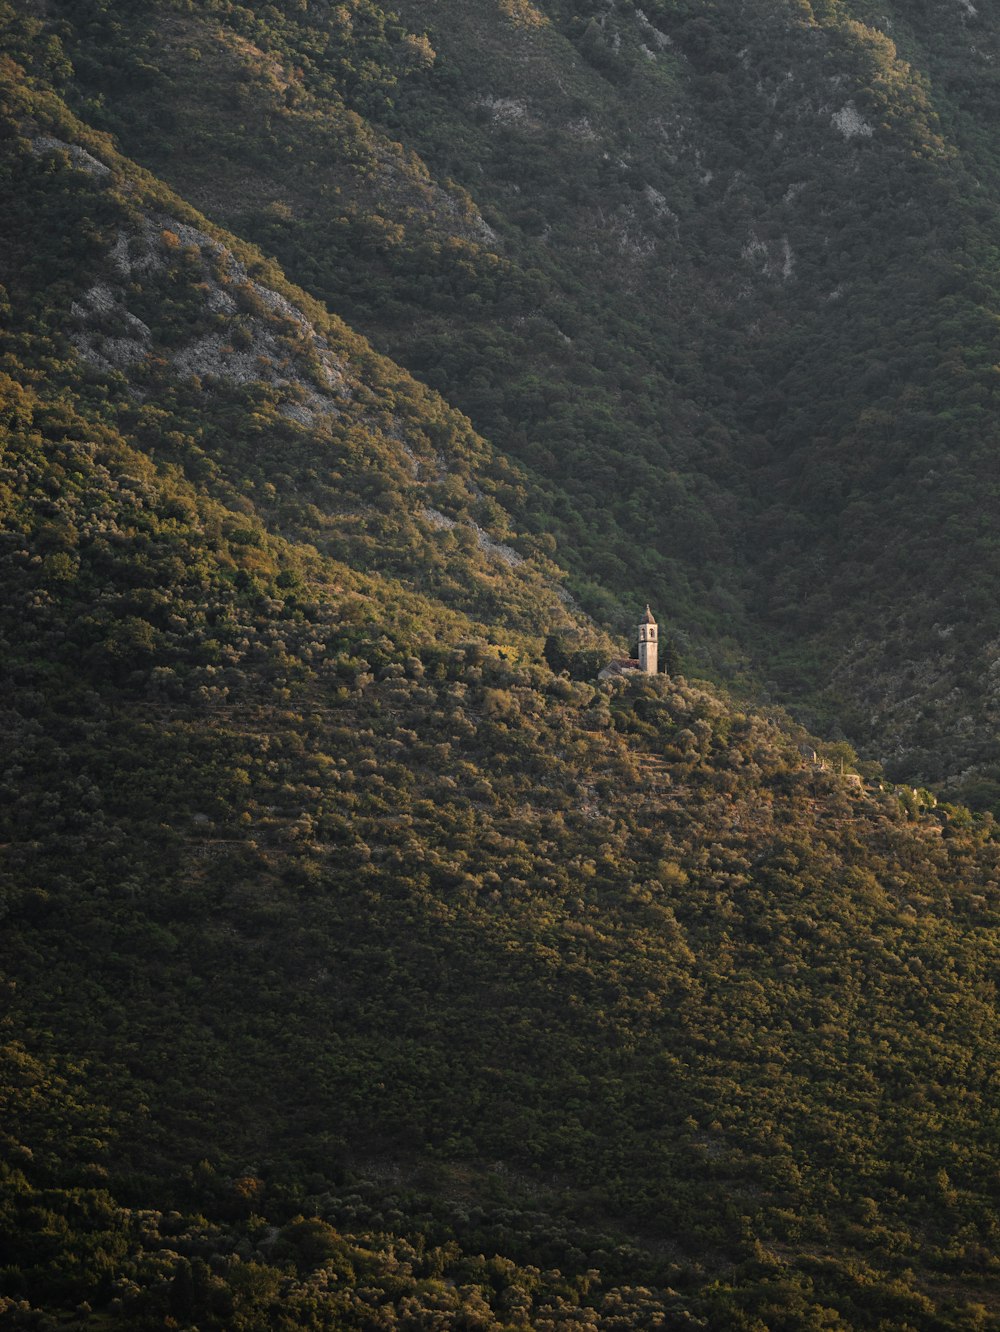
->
18;0;1000;796
6;5;1000;1330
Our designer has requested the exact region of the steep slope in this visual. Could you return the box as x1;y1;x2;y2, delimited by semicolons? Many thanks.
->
0;58;587;647
25;0;750;642
25;0;1000;795
4;53;1000;1330
7;357;1000;1326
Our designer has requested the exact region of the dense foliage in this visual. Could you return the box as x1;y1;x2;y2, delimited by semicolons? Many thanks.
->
20;0;1000;792
6;5;1000;1328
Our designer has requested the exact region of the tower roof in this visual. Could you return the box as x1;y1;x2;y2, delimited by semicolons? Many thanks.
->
641;604;656;624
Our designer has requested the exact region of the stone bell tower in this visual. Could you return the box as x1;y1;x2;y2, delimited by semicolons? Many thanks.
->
638;605;657;674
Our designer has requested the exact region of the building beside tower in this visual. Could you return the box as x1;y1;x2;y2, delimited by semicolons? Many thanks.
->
598;605;661;680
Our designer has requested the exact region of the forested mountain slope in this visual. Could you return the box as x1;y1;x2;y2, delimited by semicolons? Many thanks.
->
16;0;1000;793
7;6;1000;1330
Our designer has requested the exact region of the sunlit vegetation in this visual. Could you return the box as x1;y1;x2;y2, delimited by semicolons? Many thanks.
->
5;3;1000;1327
25;0;1000;793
